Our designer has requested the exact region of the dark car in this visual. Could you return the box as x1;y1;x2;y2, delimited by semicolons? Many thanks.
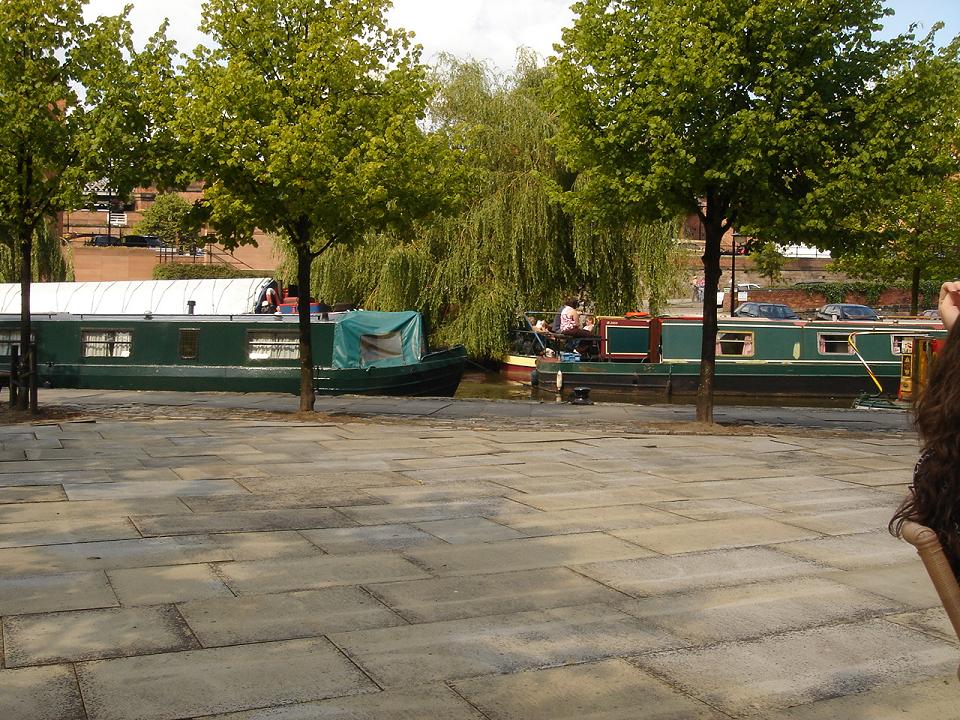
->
87;235;121;247
814;303;880;321
122;235;166;248
733;302;799;320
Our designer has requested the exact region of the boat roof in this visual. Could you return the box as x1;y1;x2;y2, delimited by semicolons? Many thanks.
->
0;278;273;315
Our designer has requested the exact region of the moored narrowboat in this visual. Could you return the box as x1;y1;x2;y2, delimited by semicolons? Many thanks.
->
532;315;946;398
0;310;466;397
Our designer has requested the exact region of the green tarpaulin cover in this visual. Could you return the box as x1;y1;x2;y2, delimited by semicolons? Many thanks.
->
332;311;426;369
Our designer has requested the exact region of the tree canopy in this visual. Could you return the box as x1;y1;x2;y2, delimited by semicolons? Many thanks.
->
293;55;686;358
551;0;957;421
0;0;173;408
176;0;459;410
135;192;200;252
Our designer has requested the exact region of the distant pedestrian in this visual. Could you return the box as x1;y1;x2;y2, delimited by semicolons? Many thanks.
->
890;280;960;575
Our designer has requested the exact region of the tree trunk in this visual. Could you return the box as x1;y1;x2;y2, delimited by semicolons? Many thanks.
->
910;265;921;316
696;218;724;424
17;223;32;411
296;242;315;413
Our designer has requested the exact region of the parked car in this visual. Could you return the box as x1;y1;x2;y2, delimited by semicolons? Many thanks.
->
733;302;799;320
122;235;167;248
726;282;761;292
814;303;880;321
87;235;121;247
921;309;941;320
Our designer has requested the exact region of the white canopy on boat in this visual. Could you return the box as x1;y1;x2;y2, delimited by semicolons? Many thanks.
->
0;278;273;315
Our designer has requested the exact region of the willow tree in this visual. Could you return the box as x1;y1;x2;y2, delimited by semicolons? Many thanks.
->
551;0;947;422
178;0;457;411
0;0;174;409
296;55;685;358
0;220;73;283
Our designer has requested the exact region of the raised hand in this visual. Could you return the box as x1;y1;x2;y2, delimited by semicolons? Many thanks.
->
940;281;960;332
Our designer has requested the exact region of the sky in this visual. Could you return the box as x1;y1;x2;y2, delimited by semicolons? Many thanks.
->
84;0;959;73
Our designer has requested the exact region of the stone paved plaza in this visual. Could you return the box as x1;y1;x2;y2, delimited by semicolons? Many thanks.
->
0;391;956;719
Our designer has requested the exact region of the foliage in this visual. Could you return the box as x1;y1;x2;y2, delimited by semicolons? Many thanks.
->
550;0;951;421
289;56;686;358
793;281;890;306
177;0;458;410
152;263;264;281
0;0;174;407
135;193;200;251
0;220;74;283
751;243;786;285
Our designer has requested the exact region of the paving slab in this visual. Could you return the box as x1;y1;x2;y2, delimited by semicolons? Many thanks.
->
131;508;354;536
509;487;683;511
207;530;324;561
404;533;657;576
366;567;626;623
107;563;233;605
819;563;941;609
202;685;486;719
0;535;232;577
179;491;382;512
177;586;404;647
619;576;899;645
609;517;821;555
0;665;85;720
0;496;190;524
631;619;958;715
366;481;511;503
2;605;198;667
413;517;526;543
0;570;117;615
330;604;683;688
76;637;377;720
452;658;727;720
828;468;912;486
776;531;917;569
771;675;960;719
337;497;535;525
299;523;443;554
0;516;140;549
0;485;67;505
216;552;430;595
778;506;893;535
490;505;683;537
64;478;247;500
0;469;110;487
885;607;959;645
742;487;899;513
575;547;821;597
646;497;778;520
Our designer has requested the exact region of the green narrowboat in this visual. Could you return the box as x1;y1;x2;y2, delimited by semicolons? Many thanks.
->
533;315;946;398
0;310;467;397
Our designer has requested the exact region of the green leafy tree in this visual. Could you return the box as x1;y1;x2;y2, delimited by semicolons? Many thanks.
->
135;192;199;252
551;0;952;422
828;37;960;313
832;177;960;313
177;0;458;411
0;0;174;409
751;243;786;285
0;219;74;283
294;56;686;357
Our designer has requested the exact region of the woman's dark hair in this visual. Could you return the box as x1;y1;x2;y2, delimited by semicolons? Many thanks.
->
564;297;580;309
890;323;960;574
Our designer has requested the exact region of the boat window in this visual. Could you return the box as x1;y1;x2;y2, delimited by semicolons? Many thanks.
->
247;331;299;360
818;333;853;355
716;331;754;357
890;335;912;356
81;330;133;358
360;331;403;366
179;329;199;360
0;330;34;356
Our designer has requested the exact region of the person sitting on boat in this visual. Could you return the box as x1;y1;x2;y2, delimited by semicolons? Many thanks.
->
558;298;595;338
259;284;280;313
890;280;960;576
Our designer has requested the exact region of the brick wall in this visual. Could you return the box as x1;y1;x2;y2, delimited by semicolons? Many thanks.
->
747;288;926;311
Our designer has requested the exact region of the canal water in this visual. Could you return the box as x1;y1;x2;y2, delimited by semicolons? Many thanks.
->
454;369;858;409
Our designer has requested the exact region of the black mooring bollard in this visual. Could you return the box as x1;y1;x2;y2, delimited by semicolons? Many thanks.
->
570;386;593;405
